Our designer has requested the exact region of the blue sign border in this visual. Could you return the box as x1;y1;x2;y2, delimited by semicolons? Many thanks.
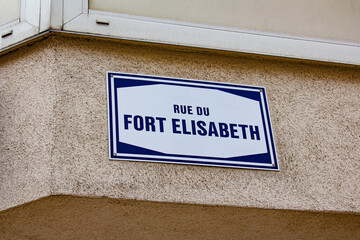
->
107;72;279;170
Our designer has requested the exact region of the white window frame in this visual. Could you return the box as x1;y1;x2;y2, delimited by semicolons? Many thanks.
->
59;0;360;66
2;0;360;66
0;0;51;50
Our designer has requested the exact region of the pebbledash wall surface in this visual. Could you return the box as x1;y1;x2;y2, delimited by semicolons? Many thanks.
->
1;1;360;238
1;35;359;213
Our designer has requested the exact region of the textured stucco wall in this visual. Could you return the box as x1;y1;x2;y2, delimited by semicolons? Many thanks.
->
0;35;359;212
0;40;55;211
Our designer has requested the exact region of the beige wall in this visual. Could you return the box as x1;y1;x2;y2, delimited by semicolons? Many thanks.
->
0;35;359;213
0;40;54;210
90;0;360;43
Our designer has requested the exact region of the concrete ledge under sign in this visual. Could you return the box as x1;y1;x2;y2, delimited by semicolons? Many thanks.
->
1;195;359;240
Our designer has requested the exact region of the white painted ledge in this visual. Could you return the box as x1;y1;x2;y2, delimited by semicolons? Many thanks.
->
61;11;360;66
2;0;360;66
0;0;51;50
0;21;38;49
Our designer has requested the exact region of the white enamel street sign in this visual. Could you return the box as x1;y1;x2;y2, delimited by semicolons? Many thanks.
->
107;72;279;170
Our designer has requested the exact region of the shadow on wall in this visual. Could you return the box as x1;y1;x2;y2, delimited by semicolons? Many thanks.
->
0;195;360;240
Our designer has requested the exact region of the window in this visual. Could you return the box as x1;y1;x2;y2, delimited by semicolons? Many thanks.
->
0;0;50;50
1;0;360;65
62;0;360;65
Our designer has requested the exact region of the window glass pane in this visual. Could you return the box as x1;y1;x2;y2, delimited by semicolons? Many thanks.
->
0;0;21;26
89;0;360;43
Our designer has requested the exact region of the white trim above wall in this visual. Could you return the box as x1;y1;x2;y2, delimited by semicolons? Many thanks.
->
2;0;360;66
0;0;51;49
62;8;360;66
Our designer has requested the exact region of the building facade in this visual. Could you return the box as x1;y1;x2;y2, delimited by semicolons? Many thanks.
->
1;0;360;239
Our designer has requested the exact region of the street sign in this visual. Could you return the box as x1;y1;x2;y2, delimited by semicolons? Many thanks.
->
107;72;279;170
